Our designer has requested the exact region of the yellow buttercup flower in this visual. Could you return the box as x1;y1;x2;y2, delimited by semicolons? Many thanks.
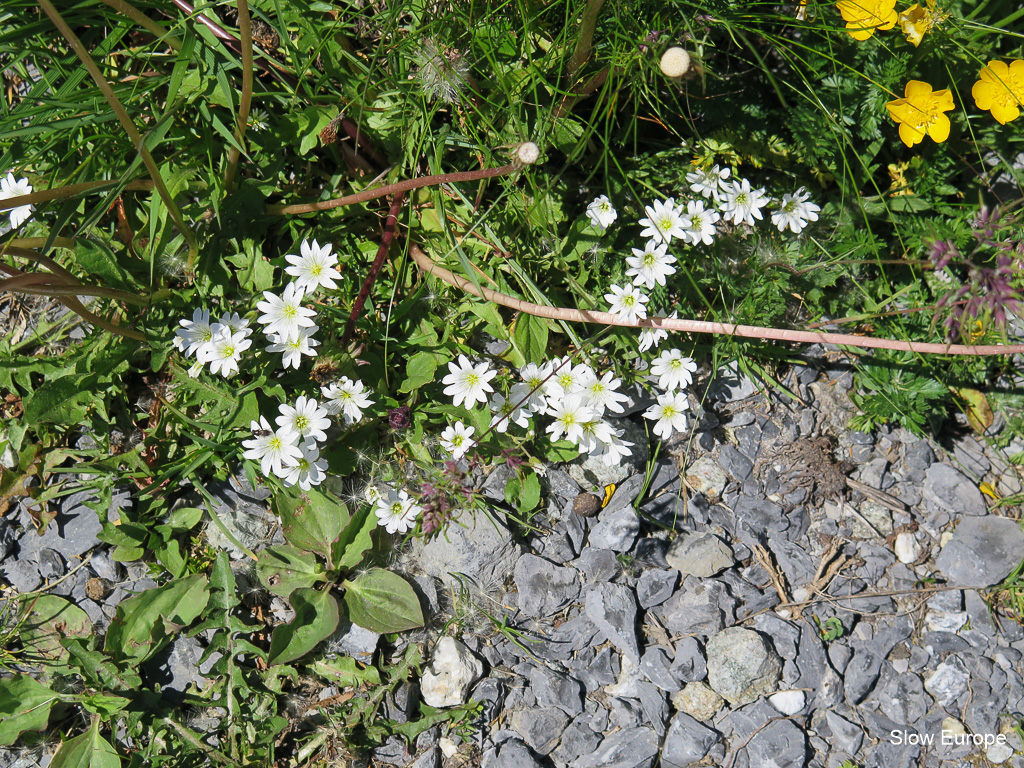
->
972;60;1024;125
898;2;934;47
885;80;955;147
836;0;898;41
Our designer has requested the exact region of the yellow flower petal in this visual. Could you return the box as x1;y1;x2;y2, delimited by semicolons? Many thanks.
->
898;122;925;147
926;113;951;142
898;4;933;47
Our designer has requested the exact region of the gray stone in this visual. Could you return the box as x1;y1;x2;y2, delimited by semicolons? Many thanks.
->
527;666;583;717
660;712;722;768
535;531;575;563
514;554;580;618
751;614;800;660
870;664;926;724
732;496;787;535
470;678;505;722
141;635;210;699
904;440;934;470
18;487;121;562
636;568;678;608
575;726;659;768
964;589;997;635
641;646;682;692
420;637;483;708
671;682;723;722
608;696;644;729
567;420;648;488
202;476;275;557
484;738;543;768
665;531;734;577
509;708;568;755
575;548;619;583
825;711;864;755
925;656;969;708
844;615;914;703
1;558;42;592
935;516;1024;587
684;456;728;499
327;619;379;665
570;646;619;692
588;505;640;552
584;583;640;662
408;509;522;592
922;463;986;516
533;612;600;663
952;436;991;478
35;547;64;580
717;445;753;481
89;549;124;582
410;746;438;768
671;637;707;683
602;474;646;515
710;362;757;402
654;577;736;640
737;719;808;768
550;715;602;766
705;628;782;706
545;469;581;502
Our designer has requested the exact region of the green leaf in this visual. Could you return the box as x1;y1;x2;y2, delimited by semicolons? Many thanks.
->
0;675;57;746
226;243;275;293
267;588;340;666
277;487;348;562
308;654;381;687
75;239;129;289
23;375;94;425
399;352;438;393
49;716;121;768
543;440;579;463
342;568;424;633
512;313;548;366
331;506;376;573
518;471;541;513
76;693;130;717
19;595;93;663
103;574;209;665
255;545;327;599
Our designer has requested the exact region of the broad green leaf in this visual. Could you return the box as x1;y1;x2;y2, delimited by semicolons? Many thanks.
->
23;375;94;425
518;472;541;513
103;575;209;665
255;545;327;599
61;638;142;692
76;693;130;717
512;312;549;366
267;588;340;666
19;595;93;663
331;506;377;573
75;239;129;290
0;675;58;746
308;654;381;687
342;568;424;633
399;352;438;393
277;487;348;561
49;716;121;768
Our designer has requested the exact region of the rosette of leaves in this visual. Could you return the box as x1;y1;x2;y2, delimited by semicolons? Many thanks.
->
255;487;424;666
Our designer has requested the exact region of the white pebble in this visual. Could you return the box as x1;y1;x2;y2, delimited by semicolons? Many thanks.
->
894;531;920;564
768;690;806;716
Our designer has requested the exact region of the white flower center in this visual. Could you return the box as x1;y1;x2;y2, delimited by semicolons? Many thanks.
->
658;217;674;230
294;415;309;432
465;373;480;387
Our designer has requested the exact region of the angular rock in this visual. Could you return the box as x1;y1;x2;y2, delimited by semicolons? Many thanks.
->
588;505;640;552
514;554;581;618
636;568;678;608
567;421;648;488
575;726;659;768
421;637;483;708
408;509;523;592
768;690;806;716
671;682;723;722
509;708;568;755
665;531;734;577
870;664;926;724
641;646;682;692
527;665;583;718
584;583;640;662
705;628;782;706
660;712;722;768
925;656;969;708
671;637;707;683
575;548;619;583
654;577;736;640
717;445;753;482
740;719;808;768
922;463;986;516
825;711;864;755
935;516;1024;587
484;737;544;768
550;715;602;766
684;456;728;499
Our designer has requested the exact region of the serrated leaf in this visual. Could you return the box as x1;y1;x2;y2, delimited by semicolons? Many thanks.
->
0;675;58;746
308;654;381;687
103;575;209;665
49;716;121;768
267;588;340;666
255;544;327;599
342;568;424;633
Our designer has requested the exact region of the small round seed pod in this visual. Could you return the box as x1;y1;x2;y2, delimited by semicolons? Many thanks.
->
515;141;540;165
573;491;602;517
660;47;691;78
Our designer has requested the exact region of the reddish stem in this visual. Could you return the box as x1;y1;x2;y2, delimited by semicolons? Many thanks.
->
342;192;406;346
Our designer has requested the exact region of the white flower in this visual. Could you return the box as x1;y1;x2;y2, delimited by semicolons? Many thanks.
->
242;417;302;477
248;108;270;132
593;428;634;467
256;282;317;341
278;441;328;490
0;173;34;229
771;187;820;234
626;240;677;289
374;489;421;534
187;360;204;378
546;394;595;445
321;376;374;423
439;421;476;459
578;418;615;454
586;195;618;231
211;312;252;339
267;325;320;370
276;396;331;445
489;392;532;433
605;284;649;325
285;239;339;296
442;354;496;408
638;198;687;245
686;164;731;200
651;349;698;391
199;327;252;377
544;358;591;400
644;392;690;439
681;200;720;246
513;363;551;412
176;309;215;358
720;179;769;226
578;369;628;415
364;483;388;505
638;311;675;353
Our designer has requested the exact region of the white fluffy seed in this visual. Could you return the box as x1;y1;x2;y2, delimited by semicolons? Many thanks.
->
516;142;540;165
660;47;691;78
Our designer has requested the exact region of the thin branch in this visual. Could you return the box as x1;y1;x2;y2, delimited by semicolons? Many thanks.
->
408;243;1024;356
223;0;253;193
342;192;405;345
0;179;153;212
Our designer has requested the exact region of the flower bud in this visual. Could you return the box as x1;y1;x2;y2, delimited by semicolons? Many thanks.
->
516;142;540;165
660;47;691;78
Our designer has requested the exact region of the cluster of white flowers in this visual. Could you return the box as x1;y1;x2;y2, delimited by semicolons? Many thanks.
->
241;397;330;491
174;310;254;378
365;484;423;535
0;173;34;229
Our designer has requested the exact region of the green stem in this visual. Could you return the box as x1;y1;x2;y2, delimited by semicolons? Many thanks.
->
0;179;153;213
38;0;199;273
161;717;240;766
223;0;254;193
566;0;606;83
98;0;183;50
